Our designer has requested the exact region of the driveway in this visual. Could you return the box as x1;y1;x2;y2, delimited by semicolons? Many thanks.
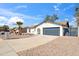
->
5;35;58;52
0;38;18;56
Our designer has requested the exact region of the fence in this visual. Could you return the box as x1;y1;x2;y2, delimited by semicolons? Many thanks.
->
69;27;78;36
0;32;35;39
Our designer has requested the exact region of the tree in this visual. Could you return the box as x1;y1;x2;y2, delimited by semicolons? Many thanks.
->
75;7;79;36
44;14;58;22
16;21;23;28
50;14;58;22
3;25;9;32
16;21;23;35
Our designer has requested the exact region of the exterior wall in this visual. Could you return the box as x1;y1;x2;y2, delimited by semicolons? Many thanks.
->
27;28;30;33
30;28;36;34
60;26;63;36
36;27;43;35
30;23;64;36
36;23;62;35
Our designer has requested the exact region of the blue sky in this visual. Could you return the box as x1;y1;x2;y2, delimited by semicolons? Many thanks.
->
0;3;78;27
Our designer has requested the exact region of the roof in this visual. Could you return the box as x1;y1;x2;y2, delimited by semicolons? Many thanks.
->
30;21;69;28
55;21;69;26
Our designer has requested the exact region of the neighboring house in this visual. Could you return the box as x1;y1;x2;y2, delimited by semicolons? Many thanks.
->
21;27;29;33
26;21;69;36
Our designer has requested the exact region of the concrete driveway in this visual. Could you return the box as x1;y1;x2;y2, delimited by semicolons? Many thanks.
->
5;35;58;52
0;39;18;56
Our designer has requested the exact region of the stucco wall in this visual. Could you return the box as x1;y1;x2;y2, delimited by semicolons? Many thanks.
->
30;28;36;34
30;23;63;36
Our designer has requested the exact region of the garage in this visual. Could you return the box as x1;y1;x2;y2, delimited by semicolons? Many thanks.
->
43;27;60;36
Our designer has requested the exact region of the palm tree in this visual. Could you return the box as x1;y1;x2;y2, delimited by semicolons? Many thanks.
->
44;14;58;22
16;21;23;28
16;21;23;35
75;7;79;36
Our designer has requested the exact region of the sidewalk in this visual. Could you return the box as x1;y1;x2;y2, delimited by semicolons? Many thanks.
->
0;39;18;56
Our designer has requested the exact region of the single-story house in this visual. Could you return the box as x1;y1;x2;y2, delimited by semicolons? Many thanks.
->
26;21;69;36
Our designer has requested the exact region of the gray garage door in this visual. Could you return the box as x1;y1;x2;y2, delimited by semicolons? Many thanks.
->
43;27;60;36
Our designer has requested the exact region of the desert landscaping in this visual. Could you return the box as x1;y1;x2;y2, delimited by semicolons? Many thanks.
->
17;36;79;56
0;35;79;56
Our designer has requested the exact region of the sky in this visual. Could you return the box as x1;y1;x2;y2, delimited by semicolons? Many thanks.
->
0;3;78;28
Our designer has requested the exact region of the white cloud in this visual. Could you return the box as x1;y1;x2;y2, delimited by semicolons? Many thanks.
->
63;5;75;11
63;17;77;27
69;20;77;27
53;6;57;9
53;4;62;11
15;5;27;9
56;3;62;7
64;18;69;21
0;8;43;20
53;5;60;11
6;17;24;25
0;8;28;18
0;8;43;27
0;16;24;26
0;16;8;26
0;16;8;22
73;17;76;20
69;17;77;27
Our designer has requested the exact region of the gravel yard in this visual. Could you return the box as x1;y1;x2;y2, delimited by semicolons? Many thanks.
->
17;36;79;56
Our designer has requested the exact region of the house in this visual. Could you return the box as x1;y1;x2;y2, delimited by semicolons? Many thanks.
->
26;21;69;36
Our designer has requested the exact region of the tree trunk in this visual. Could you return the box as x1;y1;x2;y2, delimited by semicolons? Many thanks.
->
19;26;22;35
